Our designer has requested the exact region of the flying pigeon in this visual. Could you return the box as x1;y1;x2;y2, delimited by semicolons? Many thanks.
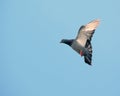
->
60;19;100;65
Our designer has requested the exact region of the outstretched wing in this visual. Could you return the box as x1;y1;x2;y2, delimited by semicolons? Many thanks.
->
84;39;92;65
76;19;100;47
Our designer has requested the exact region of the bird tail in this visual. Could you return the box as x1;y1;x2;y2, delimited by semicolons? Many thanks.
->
84;40;92;65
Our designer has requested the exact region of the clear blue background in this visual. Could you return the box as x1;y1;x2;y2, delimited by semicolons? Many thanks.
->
1;0;120;96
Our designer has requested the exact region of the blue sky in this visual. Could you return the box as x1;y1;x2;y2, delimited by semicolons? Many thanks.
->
1;0;120;96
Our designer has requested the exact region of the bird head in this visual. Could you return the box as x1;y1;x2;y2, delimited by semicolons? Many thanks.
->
60;39;74;46
60;39;66;43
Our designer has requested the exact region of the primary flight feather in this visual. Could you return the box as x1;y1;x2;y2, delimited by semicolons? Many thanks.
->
60;19;100;65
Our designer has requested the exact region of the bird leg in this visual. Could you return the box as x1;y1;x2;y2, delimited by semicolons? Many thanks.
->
80;50;84;56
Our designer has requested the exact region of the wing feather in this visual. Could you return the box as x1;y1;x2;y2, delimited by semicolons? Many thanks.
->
76;19;100;47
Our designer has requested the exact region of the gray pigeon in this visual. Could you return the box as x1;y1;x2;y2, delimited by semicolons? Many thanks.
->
60;19;100;65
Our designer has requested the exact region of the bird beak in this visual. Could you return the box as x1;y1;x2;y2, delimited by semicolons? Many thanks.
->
60;40;62;43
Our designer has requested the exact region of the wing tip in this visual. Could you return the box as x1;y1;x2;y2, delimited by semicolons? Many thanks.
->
85;19;100;31
91;18;100;21
91;19;100;26
90;19;100;24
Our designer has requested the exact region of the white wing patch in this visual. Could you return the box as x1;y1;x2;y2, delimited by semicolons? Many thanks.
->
84;19;100;31
76;36;87;47
76;19;100;47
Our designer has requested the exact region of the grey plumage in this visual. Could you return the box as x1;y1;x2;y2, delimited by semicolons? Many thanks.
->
60;19;100;65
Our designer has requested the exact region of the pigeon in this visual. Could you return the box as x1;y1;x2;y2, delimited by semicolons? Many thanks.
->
60;19;100;65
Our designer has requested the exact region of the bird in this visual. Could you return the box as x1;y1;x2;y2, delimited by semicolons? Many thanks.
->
60;19;100;65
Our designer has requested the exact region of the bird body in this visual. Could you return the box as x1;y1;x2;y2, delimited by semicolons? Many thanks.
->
71;40;85;55
60;19;100;65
